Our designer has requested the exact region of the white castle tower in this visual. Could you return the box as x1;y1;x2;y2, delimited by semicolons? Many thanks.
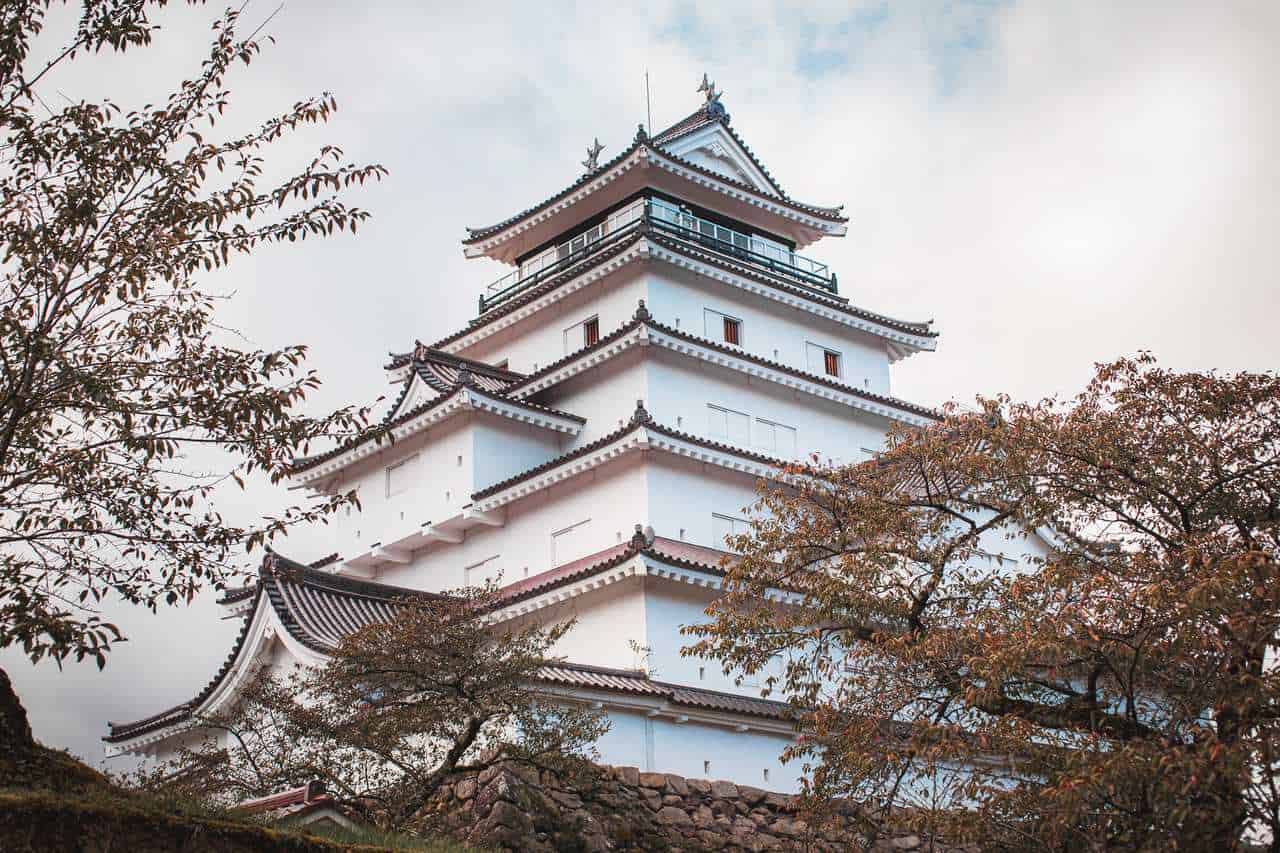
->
105;82;946;792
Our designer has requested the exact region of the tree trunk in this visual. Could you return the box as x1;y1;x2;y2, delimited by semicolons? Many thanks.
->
0;664;33;754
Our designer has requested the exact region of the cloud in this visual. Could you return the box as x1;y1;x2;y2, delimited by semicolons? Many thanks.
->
5;0;1276;767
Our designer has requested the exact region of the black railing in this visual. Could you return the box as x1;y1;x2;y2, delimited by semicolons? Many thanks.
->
478;198;839;315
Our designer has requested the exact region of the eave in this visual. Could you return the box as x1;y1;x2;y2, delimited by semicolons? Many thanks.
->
504;306;939;426
104;544;800;754
433;232;936;361
462;138;847;264
289;383;584;485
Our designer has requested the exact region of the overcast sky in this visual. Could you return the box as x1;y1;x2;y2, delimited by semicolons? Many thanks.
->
5;0;1277;768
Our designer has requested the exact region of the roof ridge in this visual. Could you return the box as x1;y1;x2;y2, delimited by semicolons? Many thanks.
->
461;136;846;248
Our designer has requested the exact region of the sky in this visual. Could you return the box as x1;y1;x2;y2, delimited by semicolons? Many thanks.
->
4;0;1278;768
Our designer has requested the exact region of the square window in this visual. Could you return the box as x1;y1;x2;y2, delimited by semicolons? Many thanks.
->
807;342;843;377
704;308;742;346
584;316;600;346
723;316;740;346
385;455;417;498
823;350;840;377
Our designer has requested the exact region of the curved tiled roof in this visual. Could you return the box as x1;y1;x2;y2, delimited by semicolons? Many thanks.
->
504;307;939;423
644;229;935;338
290;380;584;476
384;343;526;383
106;552;441;744
538;662;794;723
651;105;793;203
462;129;846;246
106;543;792;746
471;402;793;502
431;229;933;354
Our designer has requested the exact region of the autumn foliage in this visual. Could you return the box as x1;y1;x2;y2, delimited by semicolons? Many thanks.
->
152;579;608;830
0;1;384;676
687;356;1279;850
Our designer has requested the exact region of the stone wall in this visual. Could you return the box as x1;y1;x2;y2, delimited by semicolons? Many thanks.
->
420;761;966;852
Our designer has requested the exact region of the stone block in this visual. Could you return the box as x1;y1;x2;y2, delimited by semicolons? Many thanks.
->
613;765;640;786
657;805;694;826
737;784;766;805
663;773;689;796
455;778;476;801
687;778;712;795
638;771;667;789
710;779;739;799
764;792;793;810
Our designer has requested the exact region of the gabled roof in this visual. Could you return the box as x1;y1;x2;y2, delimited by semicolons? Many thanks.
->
384;342;525;388
462;121;846;251
651;103;790;200
289;372;583;477
105;552;443;744
106;542;793;746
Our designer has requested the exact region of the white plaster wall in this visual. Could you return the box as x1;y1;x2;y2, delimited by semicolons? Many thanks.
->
642;266;893;396
307;417;476;559
645;456;762;552
642;349;891;466
456;266;647;373
470;417;566;492
375;455;648;595
592;708;801;793
536;350;648;446
536;580;650;673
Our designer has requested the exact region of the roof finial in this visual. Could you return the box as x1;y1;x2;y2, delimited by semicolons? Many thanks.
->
456;369;475;388
631;399;652;425
635;299;651;322
582;138;605;172
413;340;429;362
635;123;648;144
697;72;727;120
630;523;647;550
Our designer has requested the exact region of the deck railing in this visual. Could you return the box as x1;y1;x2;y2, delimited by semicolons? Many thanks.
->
478;197;838;315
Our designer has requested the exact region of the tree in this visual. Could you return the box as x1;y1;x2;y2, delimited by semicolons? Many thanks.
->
686;356;1280;851
0;1;384;752
151;577;609;830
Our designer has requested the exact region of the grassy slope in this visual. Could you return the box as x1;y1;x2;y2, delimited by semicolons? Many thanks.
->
0;742;474;852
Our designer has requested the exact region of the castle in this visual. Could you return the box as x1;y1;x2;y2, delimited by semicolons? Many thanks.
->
105;80;1046;793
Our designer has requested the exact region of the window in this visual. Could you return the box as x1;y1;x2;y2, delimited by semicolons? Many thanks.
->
823;350;840;377
755;418;797;458
712;513;750;548
707;404;750;445
551;519;592;567
704;308;743;346
723;316;740;345
385;455;417;498
563;316;600;354
806;342;842;378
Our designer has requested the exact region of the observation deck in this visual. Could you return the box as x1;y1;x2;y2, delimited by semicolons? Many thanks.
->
479;197;838;315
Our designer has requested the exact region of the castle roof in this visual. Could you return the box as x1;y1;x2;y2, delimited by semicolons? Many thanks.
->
431;227;935;358
105;541;794;746
462;104;847;263
289;363;583;477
